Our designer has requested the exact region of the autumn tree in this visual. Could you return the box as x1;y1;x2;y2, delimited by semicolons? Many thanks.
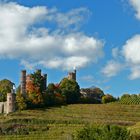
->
26;71;44;108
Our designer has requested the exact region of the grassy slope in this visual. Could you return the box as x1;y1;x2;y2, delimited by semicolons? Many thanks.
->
0;104;140;139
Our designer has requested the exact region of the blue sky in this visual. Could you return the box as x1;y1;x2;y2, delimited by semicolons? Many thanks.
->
0;0;140;97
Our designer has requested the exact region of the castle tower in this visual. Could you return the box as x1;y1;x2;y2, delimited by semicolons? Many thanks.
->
20;70;26;96
43;74;47;90
74;69;76;81
6;93;16;114
68;69;76;81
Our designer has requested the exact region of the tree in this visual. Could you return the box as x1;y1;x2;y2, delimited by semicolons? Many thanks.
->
102;94;117;104
31;71;44;93
26;71;44;107
59;78;80;104
16;86;27;111
121;94;131;99
47;83;55;94
0;79;14;102
44;83;65;106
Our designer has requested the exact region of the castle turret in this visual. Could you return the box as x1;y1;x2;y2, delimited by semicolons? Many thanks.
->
43;74;47;90
68;69;76;81
6;93;16;114
20;70;26;96
74;68;76;81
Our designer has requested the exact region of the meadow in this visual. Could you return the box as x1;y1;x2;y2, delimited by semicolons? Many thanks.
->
0;104;140;140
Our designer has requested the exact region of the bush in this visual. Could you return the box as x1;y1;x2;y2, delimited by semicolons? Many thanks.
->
102;94;117;104
0;124;29;135
74;125;131;140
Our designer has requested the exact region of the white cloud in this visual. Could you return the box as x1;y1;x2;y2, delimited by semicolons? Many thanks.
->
46;7;91;32
20;60;36;70
129;66;140;80
122;34;140;65
0;2;104;70
102;61;122;77
129;0;140;20
104;34;140;79
122;34;140;79
80;75;95;82
102;34;140;79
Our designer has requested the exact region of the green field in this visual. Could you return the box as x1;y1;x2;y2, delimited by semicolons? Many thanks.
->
0;104;140;140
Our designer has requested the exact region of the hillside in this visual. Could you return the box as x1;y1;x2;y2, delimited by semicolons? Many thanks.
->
0;104;140;139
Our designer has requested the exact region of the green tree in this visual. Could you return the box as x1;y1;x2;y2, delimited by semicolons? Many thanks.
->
44;83;66;106
0;79;14;101
16;86;27;111
47;83;55;94
31;71;44;93
121;94;131;99
59;78;80;104
102;94;117;104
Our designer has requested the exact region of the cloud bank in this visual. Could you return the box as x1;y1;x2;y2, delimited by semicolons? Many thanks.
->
0;2;104;70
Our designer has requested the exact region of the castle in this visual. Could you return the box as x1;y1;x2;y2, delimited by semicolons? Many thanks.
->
20;69;47;97
0;69;76;114
21;69;76;97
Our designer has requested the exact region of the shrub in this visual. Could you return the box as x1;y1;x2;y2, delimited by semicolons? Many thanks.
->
102;94;117;104
74;125;131;140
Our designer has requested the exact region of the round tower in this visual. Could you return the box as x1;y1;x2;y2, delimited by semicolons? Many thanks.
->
6;93;16;114
20;70;26;96
43;74;47;90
